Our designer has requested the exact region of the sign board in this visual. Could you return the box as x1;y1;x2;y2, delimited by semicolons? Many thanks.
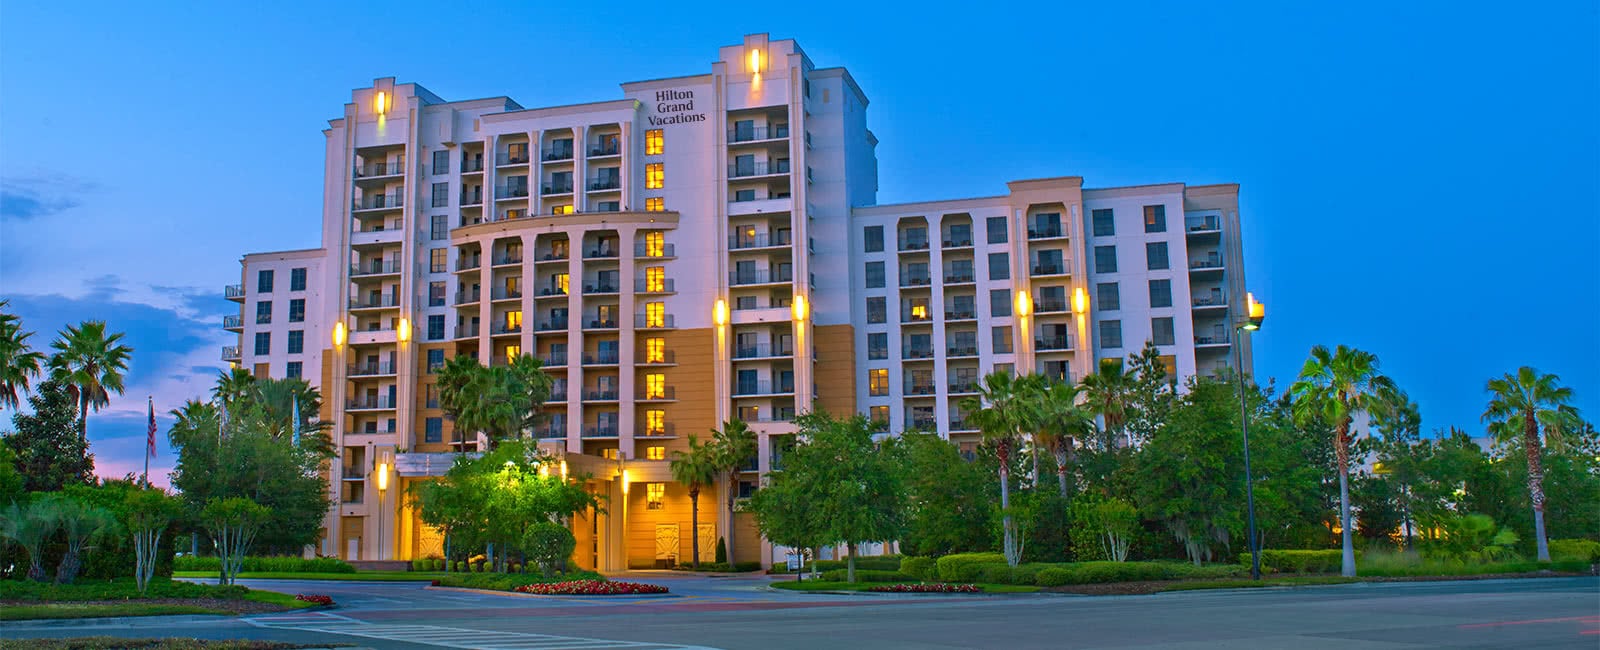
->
785;553;802;571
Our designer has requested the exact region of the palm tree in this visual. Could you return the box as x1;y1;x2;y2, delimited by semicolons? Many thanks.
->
959;370;1037;566
213;368;256;407
1289;344;1397;577
168;399;220;448
1080;358;1135;449
49;321;134;445
1483;367;1581;562
712;419;757;564
1033;380;1094;497
669;435;720;568
0;500;59;582
0;300;46;410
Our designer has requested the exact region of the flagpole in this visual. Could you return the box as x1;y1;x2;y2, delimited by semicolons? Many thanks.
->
143;395;153;488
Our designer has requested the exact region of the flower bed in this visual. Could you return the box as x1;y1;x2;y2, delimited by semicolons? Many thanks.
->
293;594;335;606
513;580;667;595
867;583;981;593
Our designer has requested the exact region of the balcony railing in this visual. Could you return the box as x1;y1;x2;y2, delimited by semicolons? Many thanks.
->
584;246;620;259
1193;295;1227;307
349;295;400;309
908;417;937;431
729;269;792;286
945;308;976;320
901;309;933;324
537;286;568;297
900;273;932;287
456;258;481;272
348;362;396;377
539;250;570;262
942;236;974;248
351;260;402;277
583;317;618;330
1035;336;1073;351
902;346;935;360
586;177;621;191
535;319;568;332
454;325;480;338
353;194;404;211
730;233;791;249
542;182;574;195
224;284;245;300
490;287;522;300
1196;333;1232;345
1028;224;1064;239
588;142;620;157
539;352;567;366
582;389;620;402
347;396;397;410
493;253;523;265
944;270;975;284
638;423;676;438
946;345;979;357
582;351;619;365
635;279;676;293
728;125;789;142
636;387;676;401
462;158;485;173
904;382;937;396
1190;257;1224;270
733;380;795;396
222;315;243;329
1186;216;1221;232
634;314;677;329
490;323;522;336
460;191;483;206
221;346;240;361
1032;262;1067;276
455;291;480;305
532;424;567;439
496;151;531;165
635;243;676;258
541;147;574;162
638;350;677;364
729;161;791;178
582;425;619;438
734;343;793;359
898;238;930;251
494;184;529;199
948;380;980;394
1036;299;1069;313
582;282;619;294
354;162;405;177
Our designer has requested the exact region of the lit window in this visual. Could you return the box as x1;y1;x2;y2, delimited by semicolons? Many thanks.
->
645;409;666;435
646;446;665;461
555;273;569;294
505;310;522;330
645;267;665;292
554;204;574;215
645;338;665;363
869;368;889;396
646;482;665;510
645;373;665;399
602;448;619;460
645;302;665;328
646;197;664;212
645;129;664;155
645;163;664;189
504;344;520;363
644;232;665;257
869;405;889;427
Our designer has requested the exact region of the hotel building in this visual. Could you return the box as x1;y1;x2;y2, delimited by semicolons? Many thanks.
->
222;34;1253;569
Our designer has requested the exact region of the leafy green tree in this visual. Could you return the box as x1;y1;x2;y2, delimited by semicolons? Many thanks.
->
748;469;827;572
1123;341;1177;446
1289;344;1397;577
3;379;94;492
436;354;553;446
0;300;45;410
1070;492;1138;561
1368;393;1424;549
711;419;756;563
0;444;23;506
522;521;576;577
48;320;133;446
0;500;58;581
124;487;179;594
1031;380;1093;497
49;494;115;583
669;435;719;568
212;368;256;408
1133;378;1245;565
1482;367;1582;562
960;371;1035;566
886;432;994;557
202;497;271;585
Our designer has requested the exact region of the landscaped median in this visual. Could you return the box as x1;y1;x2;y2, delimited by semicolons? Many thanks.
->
0;639;345;650
0;578;326;621
427;571;671;596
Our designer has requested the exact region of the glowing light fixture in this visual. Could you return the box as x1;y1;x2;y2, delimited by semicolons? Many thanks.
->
791;294;809;322
1014;291;1032;318
1072;287;1089;314
1241;293;1265;331
374;91;388;115
713;299;728;326
332;321;347;348
397;317;411;342
376;461;389;491
747;48;762;73
560;460;569;481
621;469;631;494
538;464;550;479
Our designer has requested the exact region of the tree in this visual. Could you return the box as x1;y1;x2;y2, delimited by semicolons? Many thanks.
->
1369;392;1424;549
3;379;94;492
0;500;58;581
50;494;115;584
522;521;576;577
1071;492;1138;562
1081;358;1136;448
48;320;133;446
1482;367;1581;562
202;497;271;585
711;419;756;564
748;470;827;574
789;413;906;582
1289;344;1397;577
960;371;1035;566
1032;380;1093;497
668;435;720;568
212;368;256;408
886;432;994;557
1133;378;1246;565
436;354;553;446
1123;341;1177;447
0;300;45;410
124;487;179;594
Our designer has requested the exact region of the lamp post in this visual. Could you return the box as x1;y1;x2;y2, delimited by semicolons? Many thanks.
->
1235;292;1265;580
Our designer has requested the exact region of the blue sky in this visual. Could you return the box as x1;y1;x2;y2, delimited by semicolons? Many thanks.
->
2;1;1596;484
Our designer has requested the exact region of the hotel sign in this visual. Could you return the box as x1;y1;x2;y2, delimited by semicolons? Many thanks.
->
648;89;706;126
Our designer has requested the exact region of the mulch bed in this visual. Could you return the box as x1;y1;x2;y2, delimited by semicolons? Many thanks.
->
0;598;292;615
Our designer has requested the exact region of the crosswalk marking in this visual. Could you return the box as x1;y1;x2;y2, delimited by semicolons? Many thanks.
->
247;615;720;650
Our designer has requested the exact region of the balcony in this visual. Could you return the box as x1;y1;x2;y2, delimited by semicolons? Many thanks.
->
347;396;397;411
1190;256;1225;271
1035;336;1073;351
734;343;793;360
588;142;620;157
1031;262;1068;276
535;319;568;332
353;194;404;211
635;243;676;259
462;158;485;173
354;162;405;178
945;307;976;321
636;387;676;402
942;236;974;249
908;417;937;431
538;250;570;263
1195;333;1232;347
541;147;574;163
582;425;619;438
729;233;791;250
349;295;400;310
351;260;402;278
582;388;620;402
582;351;619;365
541;182;574;195
1036;299;1069;314
729;161;790;178
1193;295;1227;308
490;323;522;337
537;285;568;298
904;382;937;397
635;279;676;294
638;422;676;438
634;314;677;330
532;424;567;439
1186;216;1221;233
454;325;480;339
898;237;930;252
496;151;531;166
948;380;980;395
460;190;483;206
729;269;792;286
586;177;621;191
946;344;979;358
222;315;243;331
583;282;619;295
454;290;481;305
492;253;523;266
901;309;934;324
539;352;568;367
899;273;932;288
728;125;789;143
944;269;975;284
348;362;396;377
637;350;677;365
490;287;522;301
1028;224;1065;240
455;258;481;272
583;246;620;260
733;380;795;397
494;184;530;199
902;346;935;360
583;317;619;330
221;346;240;362
224;284;245;302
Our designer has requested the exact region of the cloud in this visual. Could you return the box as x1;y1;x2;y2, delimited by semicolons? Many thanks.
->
0;174;98;222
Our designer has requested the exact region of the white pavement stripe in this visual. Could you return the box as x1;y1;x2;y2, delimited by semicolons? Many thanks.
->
250;620;720;650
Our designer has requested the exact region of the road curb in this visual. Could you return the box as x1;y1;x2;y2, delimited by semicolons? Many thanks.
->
424;585;680;599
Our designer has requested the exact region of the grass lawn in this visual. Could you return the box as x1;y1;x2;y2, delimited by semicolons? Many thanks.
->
0;603;223;621
771;581;1038;594
173;570;445;582
0;638;344;649
1157;576;1362;592
0;578;319;621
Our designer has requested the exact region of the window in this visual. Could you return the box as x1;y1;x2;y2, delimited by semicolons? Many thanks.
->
643;232;666;257
257;269;273;292
427;315;445;341
646;197;664;212
253;332;270;355
868;332;888;360
289;298;305;322
644;409;666;436
734;189;755;202
646;446;666;461
645;267;665;293
285;361;302;379
645;129;663;155
602;448;619;460
865;262;885;288
596;200;620;212
993;363;1014;377
287;330;304;354
863;226;884;253
645;302;665;328
428;282;445;307
1149;279;1173;308
645;373;666;399
986;216;1008;244
426;385;439;408
1094;245;1118;273
423;417;443;443
432;182;448;208
644;337;665;363
1097;283;1119;311
427;349;444;373
646;483;665;510
988;252;1010;280
1146;242;1169;270
1092;208;1115;236
868;368;889;396
255;301;272;324
990;289;1011;317
552;204;573;215
430;248;446;273
1100;320;1123;349
290;268;306;291
866;297;886;324
645;163;663;189
431;214;447;240
1152;317;1175;346
992;326;1013;354
432;150;448;175
1144;205;1166;233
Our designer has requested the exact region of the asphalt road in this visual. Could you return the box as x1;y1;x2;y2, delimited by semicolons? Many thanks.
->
3;574;1596;649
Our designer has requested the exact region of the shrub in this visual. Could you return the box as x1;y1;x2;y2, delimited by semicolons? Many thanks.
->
1550;539;1600;563
935;552;1006;582
818;569;914;583
1238;550;1355;574
899;556;935;581
412;559;430;571
813;555;903;573
1033;561;1172;586
868;583;980;593
715;537;728;564
173;555;356;574
293;594;335;605
434;570;604;591
674;561;761;572
523;521;576;578
0;578;250;602
515;580;667;595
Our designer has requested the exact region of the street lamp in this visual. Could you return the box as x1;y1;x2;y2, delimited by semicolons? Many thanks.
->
1235;292;1265;580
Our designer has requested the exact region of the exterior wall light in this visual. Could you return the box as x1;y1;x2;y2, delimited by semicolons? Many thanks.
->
332;321;347;348
397;317;411;342
713;299;728;326
376;461;389;491
748;49;762;73
1014;291;1032;318
374;91;388;115
791;294;808;322
1073;287;1089;315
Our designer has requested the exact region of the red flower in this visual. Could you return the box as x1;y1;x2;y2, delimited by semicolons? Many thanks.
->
866;584;979;593
294;594;336;605
513;580;668;595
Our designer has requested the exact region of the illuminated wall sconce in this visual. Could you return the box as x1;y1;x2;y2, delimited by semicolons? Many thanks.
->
374;91;388;115
1073;287;1089;315
396;317;411;342
560;460;569;481
713;299;728;326
1242;293;1266;331
1014;291;1033;318
376;460;390;491
747;48;763;74
332;321;347;348
791;294;809;322
621;469;631;494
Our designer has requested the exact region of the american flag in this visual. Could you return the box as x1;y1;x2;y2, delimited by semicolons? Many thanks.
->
146;397;158;458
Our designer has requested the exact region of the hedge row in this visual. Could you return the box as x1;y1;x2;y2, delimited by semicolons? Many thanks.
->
811;555;903;573
676;561;763;572
903;555;1248;586
817;569;916;583
434;570;604;591
1237;550;1358;574
173;555;355;574
899;556;935;581
1550;539;1600;563
933;552;1007;582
